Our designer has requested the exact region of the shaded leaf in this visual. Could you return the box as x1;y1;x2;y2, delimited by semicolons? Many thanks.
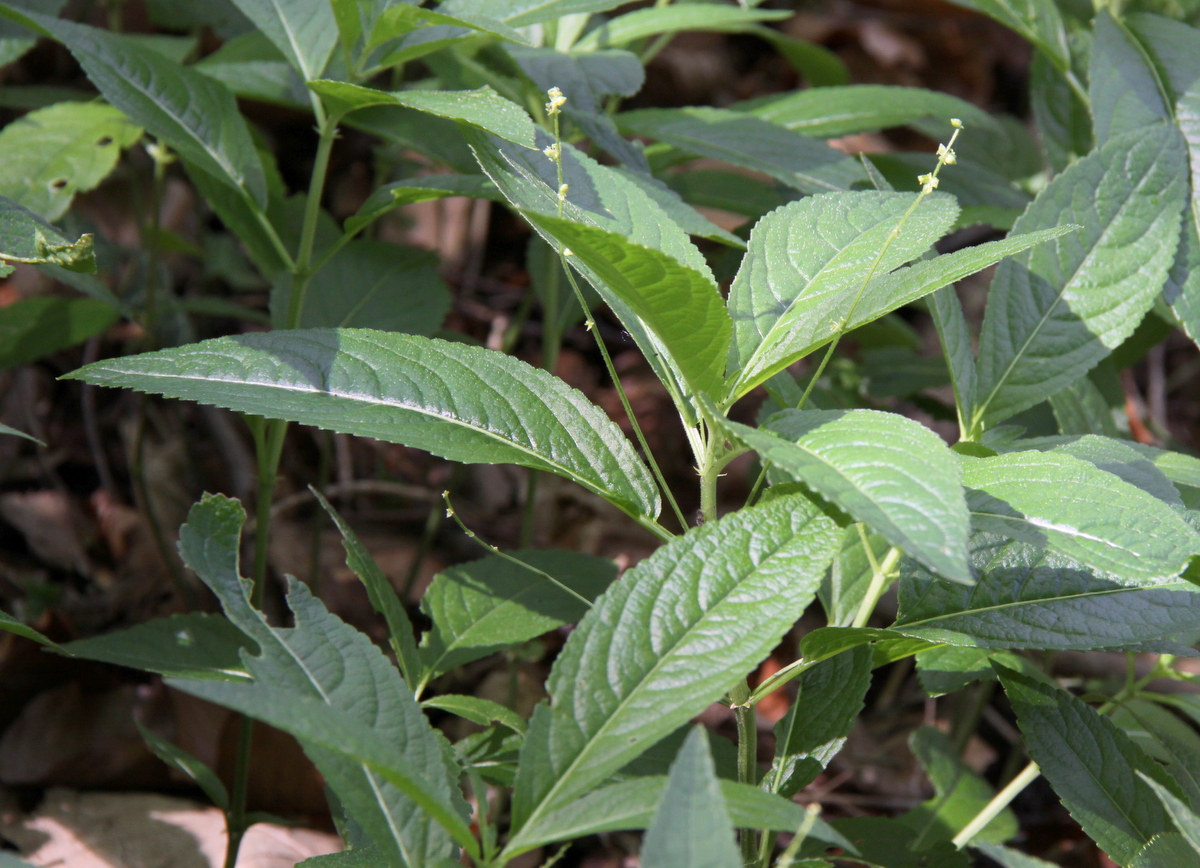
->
0;297;116;370
418;549;616;684
302;241;449;334
0;609;62;650
896;533;1200;654
0;197;96;272
64;612;253;680
574;5;788;51
422;695;526;734
998;665;1177;865
136;722;230;810
228;0;337;82
1089;10;1170;144
641;727;740;868
619;107;866;195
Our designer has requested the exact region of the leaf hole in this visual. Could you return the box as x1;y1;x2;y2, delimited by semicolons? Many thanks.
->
96;136;113;147
49;178;68;190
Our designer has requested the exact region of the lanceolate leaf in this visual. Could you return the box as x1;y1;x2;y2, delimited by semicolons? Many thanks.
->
765;646;872;798
3;11;268;208
714;409;971;582
928;286;977;433
972;124;1188;430
227;0;337;82
619;107;866;195
506;495;840;850
739;85;992;138
0;609;62;650
65;329;661;522
961;451;1200;582
309;81;536;147
314;490;421;689
63;613;253;680
726;191;959;397
465;126;711;418
1089;10;1170;144
574;5;788;51
1169;83;1200;349
640;727;740;868
419;549;616;684
0;102;141;221
508;775;850;853
896;533;1200;653
173;495;472;866
998;666;1178;865
524;213;731;398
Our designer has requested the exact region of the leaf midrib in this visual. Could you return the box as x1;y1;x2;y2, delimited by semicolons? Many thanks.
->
896;582;1177;629
973;135;1168;426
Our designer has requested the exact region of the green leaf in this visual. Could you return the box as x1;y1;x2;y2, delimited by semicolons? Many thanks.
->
0;422;41;444
726;191;959;396
897;532;1200;653
928;286;977;432
136;722;230;810
302;241;449;334
418;549;616;684
973;843;1060;868
619;107;866;195
1030;53;1091;174
363;4;531;54
510;775;850;854
755;28;848;88
440;0;627;28
640;727;740;868
3;11;268;208
193;30;308;109
972;124;1189;430
0;609;62;649
899;726;1018;846
0;102;141;221
466;126;713;418
63;612;253;680
422;694;526;734
507;495;841;849
1031;435;1183;507
821;817;970;868
1131;833;1200;868
0;297;116;370
961;451;1200;582
819;526;892;627
997;665;1177;865
0;197;96;272
714;409;971;582
1127;13;1200;103
739;85;993;138
1049;374;1123;438
509;47;647;171
523;213;731;399
227;0;336;81
765;646;872;798
298;847;390;868
574;5;788;51
65;329;660;522
614;167;744;249
946;0;1069;69
309;82;536;147
344;174;499;237
172;494;473;866
1168;82;1200;349
313;489;421;689
1089;10;1170;145
1140;772;1200;855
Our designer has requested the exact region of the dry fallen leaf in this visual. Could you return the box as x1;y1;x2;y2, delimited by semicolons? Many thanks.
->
0;789;340;868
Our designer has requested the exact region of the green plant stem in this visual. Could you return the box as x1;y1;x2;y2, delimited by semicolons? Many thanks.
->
850;544;901;629
731;678;759;865
951;760;1040;848
560;263;686;532
519;470;538;547
142;141;169;341
285;115;340;329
